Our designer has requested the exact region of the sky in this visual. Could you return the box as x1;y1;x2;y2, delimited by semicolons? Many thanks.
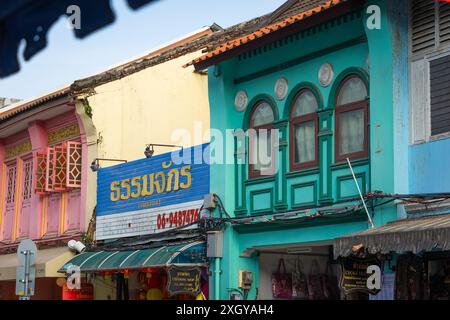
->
0;0;286;100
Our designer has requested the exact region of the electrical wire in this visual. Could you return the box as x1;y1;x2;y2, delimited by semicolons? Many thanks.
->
214;194;232;218
91;191;450;251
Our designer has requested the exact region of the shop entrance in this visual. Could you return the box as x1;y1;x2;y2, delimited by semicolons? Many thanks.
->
257;243;342;300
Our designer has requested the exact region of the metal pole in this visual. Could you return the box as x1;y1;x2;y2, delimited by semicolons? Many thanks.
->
214;258;221;300
23;250;30;299
346;158;375;229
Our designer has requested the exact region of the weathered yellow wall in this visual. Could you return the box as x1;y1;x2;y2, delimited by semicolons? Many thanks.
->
87;51;210;162
76;50;210;233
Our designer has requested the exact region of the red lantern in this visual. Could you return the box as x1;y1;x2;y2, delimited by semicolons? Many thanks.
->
62;282;94;300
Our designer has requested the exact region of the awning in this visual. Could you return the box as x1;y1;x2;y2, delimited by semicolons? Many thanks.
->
334;213;450;258
59;241;206;273
0;247;74;281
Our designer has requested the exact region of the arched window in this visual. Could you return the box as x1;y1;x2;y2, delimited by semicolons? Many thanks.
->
335;75;369;162
290;89;319;170
248;101;275;178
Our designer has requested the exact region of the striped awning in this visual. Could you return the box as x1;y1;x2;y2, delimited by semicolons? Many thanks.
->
59;241;206;273
334;214;450;258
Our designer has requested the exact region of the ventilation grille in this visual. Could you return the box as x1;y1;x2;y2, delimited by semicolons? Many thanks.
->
412;0;436;55
411;0;450;56
440;2;450;46
430;54;450;136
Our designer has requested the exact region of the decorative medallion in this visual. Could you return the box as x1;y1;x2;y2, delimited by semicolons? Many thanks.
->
274;77;289;100
234;90;248;112
318;63;334;87
47;124;80;145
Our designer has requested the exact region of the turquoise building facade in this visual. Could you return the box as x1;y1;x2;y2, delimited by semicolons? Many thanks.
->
192;0;410;299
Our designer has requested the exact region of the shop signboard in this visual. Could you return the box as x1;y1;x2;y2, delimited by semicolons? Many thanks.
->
167;266;201;297
96;144;210;240
340;255;382;295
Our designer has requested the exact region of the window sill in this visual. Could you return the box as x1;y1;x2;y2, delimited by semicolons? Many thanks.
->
430;132;450;143
411;132;450;146
286;167;320;179
331;158;369;170
244;175;276;186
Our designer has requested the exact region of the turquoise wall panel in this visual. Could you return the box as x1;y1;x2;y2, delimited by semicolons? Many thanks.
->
250;189;273;214
291;181;317;208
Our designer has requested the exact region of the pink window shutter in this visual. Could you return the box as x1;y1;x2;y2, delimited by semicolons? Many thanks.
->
53;144;67;191
45;147;55;192
34;152;47;195
66;141;82;188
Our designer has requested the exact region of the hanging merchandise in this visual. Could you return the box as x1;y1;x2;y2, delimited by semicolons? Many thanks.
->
292;258;309;299
271;259;293;299
321;261;339;300
395;254;426;300
407;254;426;300
308;259;325;300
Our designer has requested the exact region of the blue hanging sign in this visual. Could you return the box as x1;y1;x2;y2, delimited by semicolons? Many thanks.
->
96;144;210;240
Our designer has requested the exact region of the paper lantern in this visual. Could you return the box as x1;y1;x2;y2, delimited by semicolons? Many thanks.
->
62;282;94;300
146;288;163;300
148;271;161;288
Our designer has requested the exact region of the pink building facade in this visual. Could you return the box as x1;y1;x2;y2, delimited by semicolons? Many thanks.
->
0;89;88;251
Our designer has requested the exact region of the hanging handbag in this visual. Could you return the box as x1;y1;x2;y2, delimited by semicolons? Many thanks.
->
321;261;340;300
271;258;293;299
292;258;309;299
308;259;325;300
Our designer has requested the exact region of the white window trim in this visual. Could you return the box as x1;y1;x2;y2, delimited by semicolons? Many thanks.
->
409;0;450;145
410;50;450;145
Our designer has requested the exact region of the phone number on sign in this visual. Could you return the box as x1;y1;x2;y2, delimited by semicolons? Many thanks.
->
156;208;200;230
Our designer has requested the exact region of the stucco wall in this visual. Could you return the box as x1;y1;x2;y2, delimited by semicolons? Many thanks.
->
409;138;450;194
75;50;210;232
86;50;210;162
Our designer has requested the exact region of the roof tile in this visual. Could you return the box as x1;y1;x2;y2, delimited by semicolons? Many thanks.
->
184;0;348;68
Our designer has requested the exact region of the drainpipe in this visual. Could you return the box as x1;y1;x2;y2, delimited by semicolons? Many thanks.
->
207;229;223;300
213;257;221;300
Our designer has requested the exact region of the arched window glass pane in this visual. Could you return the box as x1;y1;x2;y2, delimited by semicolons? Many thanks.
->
294;121;315;164
339;109;365;155
251;102;274;127
292;91;319;117
337;77;367;105
250;130;273;171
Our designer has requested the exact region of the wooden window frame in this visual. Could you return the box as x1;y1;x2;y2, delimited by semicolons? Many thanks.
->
334;76;370;163
248;102;275;179
34;152;47;195
5;163;17;204
289;90;319;171
66;141;82;188
22;158;33;201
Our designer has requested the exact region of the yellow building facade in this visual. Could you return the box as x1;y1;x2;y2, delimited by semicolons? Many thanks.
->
72;27;214;238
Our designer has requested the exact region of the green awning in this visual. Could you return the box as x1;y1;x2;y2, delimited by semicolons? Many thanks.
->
59;241;206;273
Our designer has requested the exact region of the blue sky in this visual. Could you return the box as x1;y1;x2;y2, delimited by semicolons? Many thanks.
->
0;0;285;100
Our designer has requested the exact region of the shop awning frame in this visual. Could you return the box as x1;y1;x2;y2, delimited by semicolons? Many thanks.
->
59;241;207;273
333;213;450;258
